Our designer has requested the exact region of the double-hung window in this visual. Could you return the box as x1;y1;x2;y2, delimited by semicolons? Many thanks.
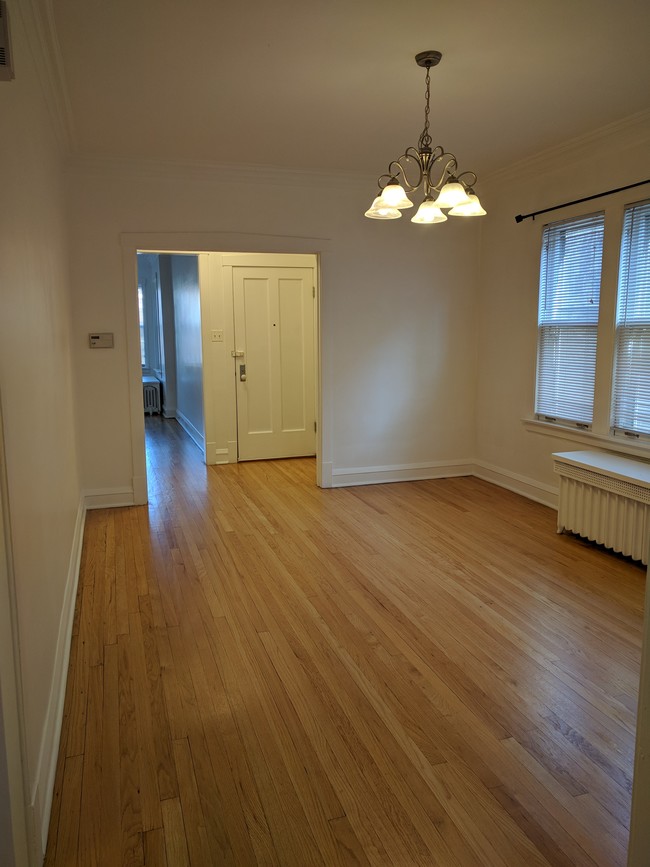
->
611;200;650;438
535;212;604;427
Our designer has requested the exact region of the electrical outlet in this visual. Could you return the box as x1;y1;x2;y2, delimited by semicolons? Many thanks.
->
211;329;224;343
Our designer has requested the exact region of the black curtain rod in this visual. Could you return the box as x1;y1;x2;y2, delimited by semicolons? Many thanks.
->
514;179;650;224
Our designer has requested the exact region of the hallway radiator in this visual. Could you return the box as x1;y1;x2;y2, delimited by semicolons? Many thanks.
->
142;376;161;415
553;451;650;565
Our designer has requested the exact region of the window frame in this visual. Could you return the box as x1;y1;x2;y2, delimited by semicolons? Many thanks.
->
610;199;650;441
527;195;650;459
534;211;605;429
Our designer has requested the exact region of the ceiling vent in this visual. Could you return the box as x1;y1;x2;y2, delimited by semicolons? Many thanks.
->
0;1;14;81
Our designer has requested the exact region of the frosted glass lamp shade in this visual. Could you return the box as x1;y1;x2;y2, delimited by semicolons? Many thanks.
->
411;199;448;224
448;194;487;216
434;181;472;209
364;196;402;220
379;182;414;209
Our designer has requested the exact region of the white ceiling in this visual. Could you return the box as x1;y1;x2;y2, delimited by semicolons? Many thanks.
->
53;0;650;180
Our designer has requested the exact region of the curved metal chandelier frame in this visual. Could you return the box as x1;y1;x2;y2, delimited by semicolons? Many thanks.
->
377;147;478;199
365;50;485;223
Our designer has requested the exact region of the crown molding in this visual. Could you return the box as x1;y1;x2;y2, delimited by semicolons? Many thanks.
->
65;152;375;191
16;0;75;152
483;109;650;187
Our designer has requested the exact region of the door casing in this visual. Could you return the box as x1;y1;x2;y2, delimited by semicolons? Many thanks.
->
121;232;329;502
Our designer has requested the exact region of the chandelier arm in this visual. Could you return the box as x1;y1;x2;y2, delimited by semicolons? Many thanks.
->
424;154;459;194
456;170;479;189
377;152;425;193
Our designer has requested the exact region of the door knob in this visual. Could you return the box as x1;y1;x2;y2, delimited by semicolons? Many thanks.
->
239;364;247;382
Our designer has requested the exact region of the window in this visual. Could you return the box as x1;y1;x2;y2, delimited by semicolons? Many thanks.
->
138;284;146;366
611;200;650;437
535;212;604;427
137;273;163;373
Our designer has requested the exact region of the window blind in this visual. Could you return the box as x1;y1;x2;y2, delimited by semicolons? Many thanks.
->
611;200;650;436
535;212;604;426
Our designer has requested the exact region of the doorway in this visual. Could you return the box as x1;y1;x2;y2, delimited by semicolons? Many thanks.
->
131;244;321;497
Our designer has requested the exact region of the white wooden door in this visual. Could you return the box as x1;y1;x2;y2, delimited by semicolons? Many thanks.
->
233;266;316;461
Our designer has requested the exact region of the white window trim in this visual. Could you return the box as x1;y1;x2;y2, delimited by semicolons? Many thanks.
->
522;416;650;460
529;192;650;457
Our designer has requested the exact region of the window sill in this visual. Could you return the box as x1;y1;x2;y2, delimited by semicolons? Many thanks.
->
522;418;650;461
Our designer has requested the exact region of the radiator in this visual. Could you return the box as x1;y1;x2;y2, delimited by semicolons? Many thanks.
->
142;376;161;415
554;450;650;565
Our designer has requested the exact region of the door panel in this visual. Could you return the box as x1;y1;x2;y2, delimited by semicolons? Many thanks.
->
233;266;316;461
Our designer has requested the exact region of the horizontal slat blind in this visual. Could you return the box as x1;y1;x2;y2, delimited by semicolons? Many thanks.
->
535;212;604;425
612;200;650;436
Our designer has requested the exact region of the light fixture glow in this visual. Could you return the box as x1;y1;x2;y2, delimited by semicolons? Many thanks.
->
364;196;402;220
379;181;414;209
448;193;487;216
411;198;447;224
364;51;485;226
433;181;472;209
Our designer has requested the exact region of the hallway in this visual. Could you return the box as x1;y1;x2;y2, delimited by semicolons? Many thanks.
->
45;417;644;865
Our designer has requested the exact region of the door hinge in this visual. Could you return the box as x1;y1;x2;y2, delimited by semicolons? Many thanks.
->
312;286;316;299
314;420;317;433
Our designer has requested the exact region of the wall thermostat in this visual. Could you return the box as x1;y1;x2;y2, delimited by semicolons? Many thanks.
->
89;332;114;348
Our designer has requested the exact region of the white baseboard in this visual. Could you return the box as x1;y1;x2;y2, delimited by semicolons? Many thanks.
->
176;411;205;454
319;461;333;488
205;440;218;466
472;460;558;508
328;458;559;508
132;473;147;506
211;446;232;465
32;495;86;856
331;460;474;488
84;486;135;510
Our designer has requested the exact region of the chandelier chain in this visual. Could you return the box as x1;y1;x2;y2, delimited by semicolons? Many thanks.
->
418;65;432;152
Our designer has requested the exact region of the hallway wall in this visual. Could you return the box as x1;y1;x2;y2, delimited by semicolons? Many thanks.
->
171;254;205;450
0;4;83;858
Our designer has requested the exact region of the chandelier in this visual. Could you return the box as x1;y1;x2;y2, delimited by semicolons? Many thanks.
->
365;51;486;224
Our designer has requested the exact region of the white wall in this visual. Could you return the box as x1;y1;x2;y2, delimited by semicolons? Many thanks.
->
475;113;650;502
67;160;481;496
0;4;83;859
171;254;205;449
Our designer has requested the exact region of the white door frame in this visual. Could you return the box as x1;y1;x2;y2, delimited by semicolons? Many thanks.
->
0;393;32;867
121;231;331;504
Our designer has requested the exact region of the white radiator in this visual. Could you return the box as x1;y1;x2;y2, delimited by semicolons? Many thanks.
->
554;450;650;565
142;376;161;415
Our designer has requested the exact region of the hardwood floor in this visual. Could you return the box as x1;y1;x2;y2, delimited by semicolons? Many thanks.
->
45;417;646;866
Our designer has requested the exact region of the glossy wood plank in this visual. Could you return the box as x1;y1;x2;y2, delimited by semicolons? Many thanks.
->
44;417;646;866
